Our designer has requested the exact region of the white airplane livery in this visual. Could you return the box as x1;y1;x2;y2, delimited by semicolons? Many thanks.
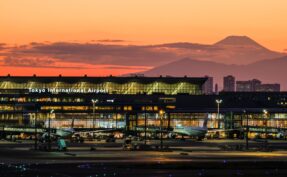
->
171;118;208;140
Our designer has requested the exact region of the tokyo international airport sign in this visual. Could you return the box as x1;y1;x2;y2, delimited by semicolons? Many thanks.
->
28;88;108;94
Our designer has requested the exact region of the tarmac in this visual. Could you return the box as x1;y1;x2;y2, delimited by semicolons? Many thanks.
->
1;139;287;176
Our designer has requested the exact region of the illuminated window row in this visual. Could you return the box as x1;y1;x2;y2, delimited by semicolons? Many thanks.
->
40;106;132;111
141;106;158;111
242;120;287;128
0;97;84;103
0;81;201;95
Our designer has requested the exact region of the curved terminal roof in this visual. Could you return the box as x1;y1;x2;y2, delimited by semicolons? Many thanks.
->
0;75;207;85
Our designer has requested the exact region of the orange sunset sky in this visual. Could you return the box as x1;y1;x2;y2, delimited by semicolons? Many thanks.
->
0;0;287;76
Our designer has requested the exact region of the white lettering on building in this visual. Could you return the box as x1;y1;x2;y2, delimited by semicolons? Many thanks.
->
28;88;108;94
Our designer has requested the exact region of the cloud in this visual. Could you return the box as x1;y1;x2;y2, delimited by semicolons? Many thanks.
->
156;42;222;51
29;42;47;46
1;55;151;70
102;65;152;70
96;39;127;43
4;37;283;68
1;56;91;69
8;42;179;66
0;43;7;51
2;56;56;67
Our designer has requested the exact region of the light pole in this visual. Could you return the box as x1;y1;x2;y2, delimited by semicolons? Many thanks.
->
34;110;38;150
115;113;118;129
48;109;54;151
243;109;249;150
216;99;223;129
263;109;268;149
91;99;98;130
159;109;165;150
144;105;147;145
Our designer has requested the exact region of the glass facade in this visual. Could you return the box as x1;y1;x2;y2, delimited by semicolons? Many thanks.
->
1;76;287;139
0;76;205;131
0;76;204;95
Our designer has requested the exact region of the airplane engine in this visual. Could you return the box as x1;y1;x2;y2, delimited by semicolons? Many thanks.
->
168;132;176;139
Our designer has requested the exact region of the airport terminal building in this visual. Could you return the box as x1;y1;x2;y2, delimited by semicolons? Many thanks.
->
1;75;287;138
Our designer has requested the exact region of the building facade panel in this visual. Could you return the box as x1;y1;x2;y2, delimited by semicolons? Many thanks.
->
1;76;287;139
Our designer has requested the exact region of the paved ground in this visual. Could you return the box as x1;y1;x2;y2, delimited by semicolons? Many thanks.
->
1;139;287;176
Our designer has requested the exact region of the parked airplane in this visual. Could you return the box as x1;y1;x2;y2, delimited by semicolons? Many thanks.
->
2;127;75;141
42;127;75;140
170;118;208;140
41;116;76;140
135;118;209;140
72;128;123;142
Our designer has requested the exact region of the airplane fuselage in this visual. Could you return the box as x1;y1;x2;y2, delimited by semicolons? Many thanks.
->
172;126;207;139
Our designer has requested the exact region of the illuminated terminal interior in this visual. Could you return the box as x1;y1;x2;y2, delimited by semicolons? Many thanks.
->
0;76;203;95
1;75;287;139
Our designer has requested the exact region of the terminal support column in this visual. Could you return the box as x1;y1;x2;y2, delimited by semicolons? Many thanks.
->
167;112;171;130
34;111;38;150
125;113;130;133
